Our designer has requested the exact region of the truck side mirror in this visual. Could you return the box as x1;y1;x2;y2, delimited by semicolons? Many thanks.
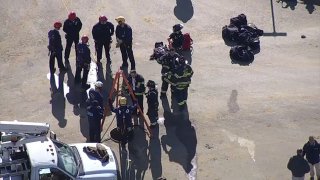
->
50;131;57;140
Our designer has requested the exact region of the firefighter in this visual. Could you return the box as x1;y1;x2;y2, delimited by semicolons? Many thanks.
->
88;81;104;109
48;21;67;74
145;80;159;128
127;70;145;114
115;16;136;70
92;15;114;65
157;47;180;98
168;24;184;52
87;100;104;143
63;11;82;62
171;56;193;110
109;97;137;144
75;35;91;89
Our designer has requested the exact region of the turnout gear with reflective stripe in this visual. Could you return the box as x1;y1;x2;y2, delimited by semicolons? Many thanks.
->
127;73;146;95
157;52;180;75
146;88;159;124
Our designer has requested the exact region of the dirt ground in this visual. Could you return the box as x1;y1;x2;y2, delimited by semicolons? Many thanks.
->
0;0;320;179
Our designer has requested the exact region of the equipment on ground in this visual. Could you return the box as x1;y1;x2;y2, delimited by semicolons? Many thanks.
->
0;120;119;180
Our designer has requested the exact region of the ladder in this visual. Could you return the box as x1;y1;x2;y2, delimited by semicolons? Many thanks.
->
101;70;152;137
0;159;30;180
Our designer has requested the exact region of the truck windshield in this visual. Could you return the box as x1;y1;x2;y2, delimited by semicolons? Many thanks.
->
52;140;78;177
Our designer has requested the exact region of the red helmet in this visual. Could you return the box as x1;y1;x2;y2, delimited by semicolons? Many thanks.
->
81;35;89;43
99;15;108;22
68;11;76;21
54;21;62;29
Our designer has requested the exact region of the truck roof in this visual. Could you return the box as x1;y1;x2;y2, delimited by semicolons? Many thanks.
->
25;137;57;167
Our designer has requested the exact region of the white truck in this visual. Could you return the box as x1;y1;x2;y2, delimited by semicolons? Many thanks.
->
0;121;119;180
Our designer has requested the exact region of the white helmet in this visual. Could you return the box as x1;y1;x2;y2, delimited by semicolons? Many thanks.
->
95;81;103;88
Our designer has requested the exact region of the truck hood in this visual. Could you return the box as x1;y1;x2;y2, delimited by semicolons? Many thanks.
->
70;143;118;178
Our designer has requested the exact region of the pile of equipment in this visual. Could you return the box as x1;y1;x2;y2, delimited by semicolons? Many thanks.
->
222;14;264;66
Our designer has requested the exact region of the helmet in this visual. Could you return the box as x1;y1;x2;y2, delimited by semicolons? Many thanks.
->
54;21;62;29
173;24;183;32
68;11;76;21
99;15;108;22
119;97;127;106
95;81;103;88
115;16;125;23
147;80;156;88
81;35;89;43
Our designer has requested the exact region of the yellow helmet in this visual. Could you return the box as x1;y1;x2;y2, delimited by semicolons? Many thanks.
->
115;16;125;23
119;97;127;106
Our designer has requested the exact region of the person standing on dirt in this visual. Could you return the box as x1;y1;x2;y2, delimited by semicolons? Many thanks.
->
157;47;180;98
109;97;136;144
88;81;104;109
170;56;193;110
115;16;136;70
127;70;145;114
75;35;91;89
63;11;82;62
48;21;67;74
168;24;184;53
92;15;114;65
287;149;310;180
87;100;104;143
145;80;159;129
303;136;320;180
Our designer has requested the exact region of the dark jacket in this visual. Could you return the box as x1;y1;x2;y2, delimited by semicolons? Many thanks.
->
287;155;310;177
63;17;82;40
76;43;91;67
303;140;320;164
169;32;184;49
88;89;104;109
146;88;159;112
127;74;145;95
157;52;180;74
48;29;63;52
115;24;133;44
92;22;114;43
171;63;193;89
87;100;104;121
109;103;136;129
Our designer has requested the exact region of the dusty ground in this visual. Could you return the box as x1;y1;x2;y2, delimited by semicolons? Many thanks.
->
0;0;320;179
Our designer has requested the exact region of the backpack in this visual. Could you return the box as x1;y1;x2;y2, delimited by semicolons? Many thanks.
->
230;14;247;29
182;33;193;51
222;24;239;42
229;45;254;66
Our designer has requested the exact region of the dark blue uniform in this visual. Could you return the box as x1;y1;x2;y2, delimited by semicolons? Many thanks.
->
63;17;82;60
75;43;91;88
48;29;65;73
109;101;137;143
92;22;114;63
169;32;184;51
146;88;159;126
87;100;104;143
127;73;145;113
116;23;135;70
88;89;104;109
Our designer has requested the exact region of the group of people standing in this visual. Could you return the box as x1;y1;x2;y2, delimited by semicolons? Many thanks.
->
288;136;320;180
48;11;193;144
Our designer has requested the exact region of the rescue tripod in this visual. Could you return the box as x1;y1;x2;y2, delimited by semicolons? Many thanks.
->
99;69;152;180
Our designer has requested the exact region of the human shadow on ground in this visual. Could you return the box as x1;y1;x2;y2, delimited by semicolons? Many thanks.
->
174;0;194;23
148;125;163;179
50;71;67;128
127;126;149;180
65;61;90;141
276;0;298;10
160;95;197;175
302;0;320;14
228;90;240;113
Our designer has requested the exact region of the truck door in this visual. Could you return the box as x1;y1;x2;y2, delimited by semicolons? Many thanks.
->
37;167;75;180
